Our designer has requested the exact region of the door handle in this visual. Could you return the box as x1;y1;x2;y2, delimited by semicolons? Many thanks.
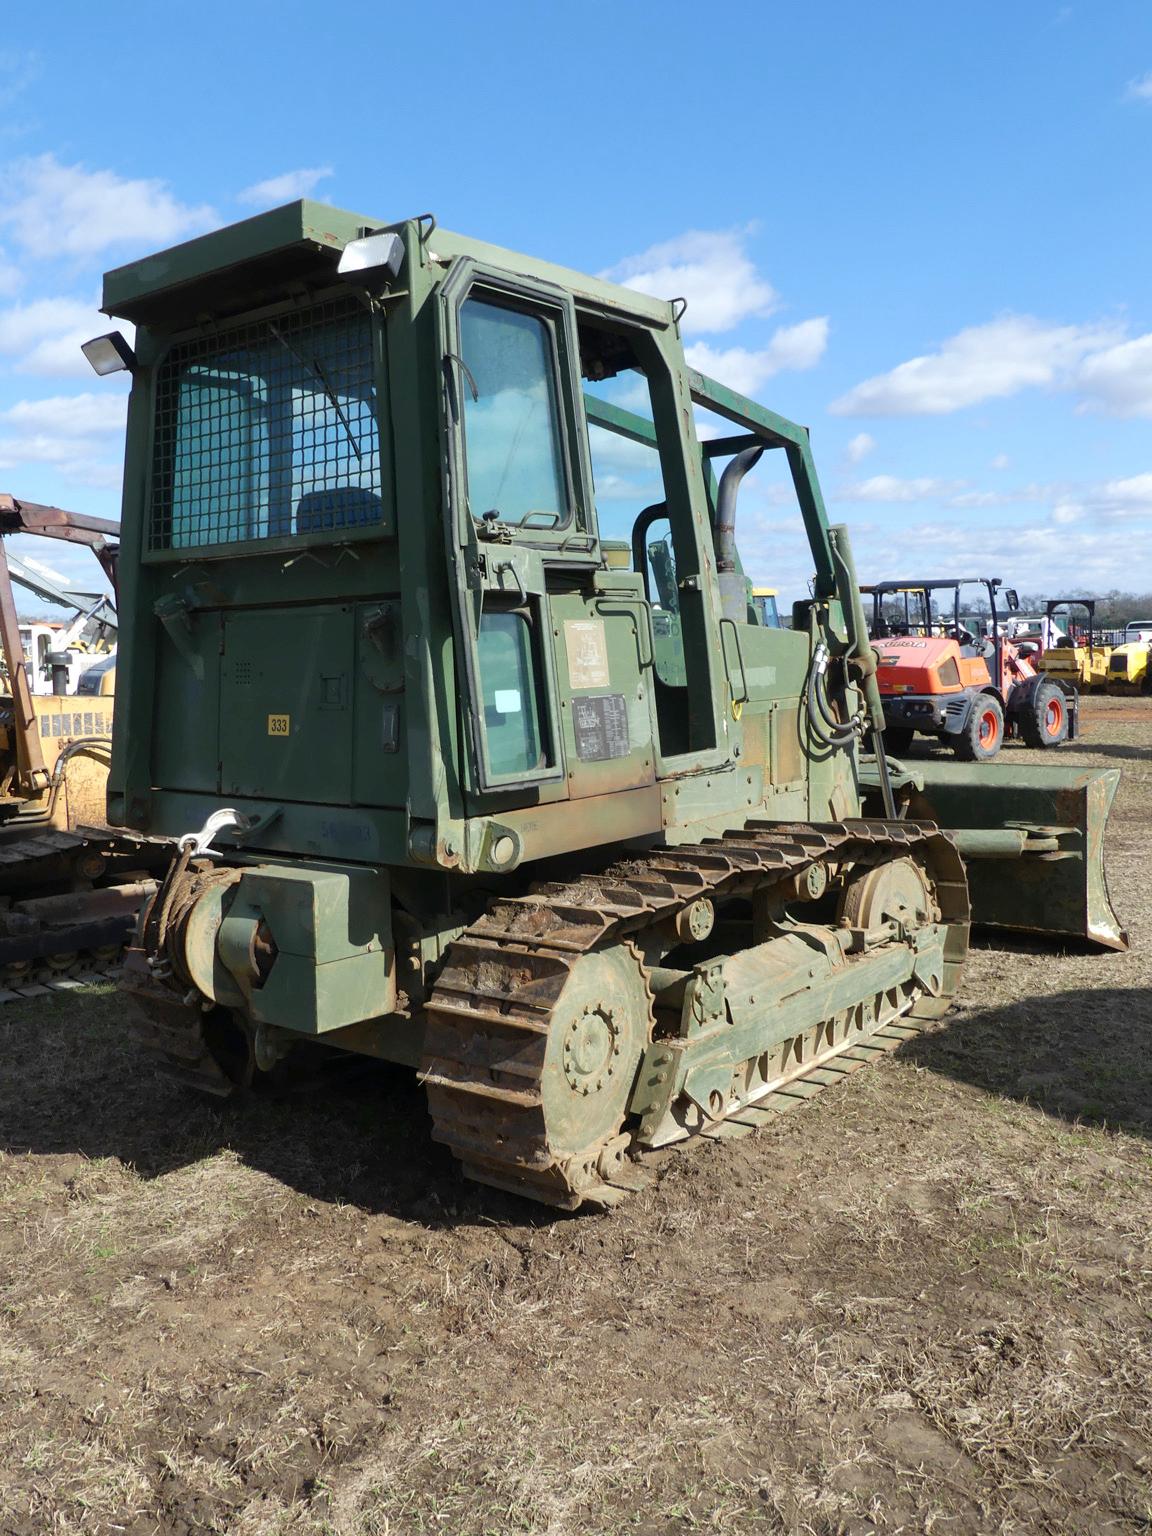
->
719;617;749;706
494;560;528;605
595;598;654;668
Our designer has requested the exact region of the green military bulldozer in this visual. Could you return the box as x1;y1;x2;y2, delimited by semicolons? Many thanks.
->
87;203;1126;1209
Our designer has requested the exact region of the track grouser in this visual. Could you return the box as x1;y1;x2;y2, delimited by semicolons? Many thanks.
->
89;203;1126;1207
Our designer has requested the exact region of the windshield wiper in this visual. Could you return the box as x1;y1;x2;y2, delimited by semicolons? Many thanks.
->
268;322;363;462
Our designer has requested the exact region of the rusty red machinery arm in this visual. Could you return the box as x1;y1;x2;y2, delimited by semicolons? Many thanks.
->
0;494;120;597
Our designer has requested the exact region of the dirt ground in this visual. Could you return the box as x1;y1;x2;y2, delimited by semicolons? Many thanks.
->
1;695;1150;1536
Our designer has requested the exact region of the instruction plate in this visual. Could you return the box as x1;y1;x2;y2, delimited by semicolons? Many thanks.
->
572;694;630;761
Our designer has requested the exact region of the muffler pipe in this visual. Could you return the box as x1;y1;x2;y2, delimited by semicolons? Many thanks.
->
715;445;764;623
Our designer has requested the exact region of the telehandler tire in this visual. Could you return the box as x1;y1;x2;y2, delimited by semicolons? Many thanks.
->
1020;680;1070;749
953;695;1003;762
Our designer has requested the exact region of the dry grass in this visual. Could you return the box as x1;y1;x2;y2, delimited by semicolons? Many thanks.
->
0;695;1150;1536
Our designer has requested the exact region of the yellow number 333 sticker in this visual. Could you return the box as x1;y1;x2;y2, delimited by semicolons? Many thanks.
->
267;714;291;737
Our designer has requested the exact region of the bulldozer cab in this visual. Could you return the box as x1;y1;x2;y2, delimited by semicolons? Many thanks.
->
96;203;860;874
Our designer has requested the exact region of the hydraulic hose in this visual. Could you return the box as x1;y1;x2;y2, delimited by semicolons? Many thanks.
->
804;642;862;747
6;734;112;828
826;524;898;818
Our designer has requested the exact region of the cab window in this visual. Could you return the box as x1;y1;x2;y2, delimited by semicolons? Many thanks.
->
460;299;568;528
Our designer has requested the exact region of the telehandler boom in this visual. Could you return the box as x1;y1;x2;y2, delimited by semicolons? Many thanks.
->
89;203;1125;1207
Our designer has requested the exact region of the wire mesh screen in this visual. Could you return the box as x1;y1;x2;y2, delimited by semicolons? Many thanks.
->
150;295;382;550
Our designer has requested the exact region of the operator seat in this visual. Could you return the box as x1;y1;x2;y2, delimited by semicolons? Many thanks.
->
296;487;385;532
954;626;994;659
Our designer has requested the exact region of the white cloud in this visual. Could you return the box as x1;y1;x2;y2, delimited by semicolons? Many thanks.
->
840;474;966;503
717;484;1152;611
845;432;875;464
0;50;40;112
761;317;829;371
1125;71;1152;101
0;297;132;378
1075;332;1152;419
685;318;829;393
0;428;121;485
237;166;334;207
850;517;1150;596
0;391;128;489
0;297;95;353
1049;472;1152;526
990;452;1011;470
0;155;217;259
830;315;1125;416
600;228;778;333
951;489;1011;508
0;247;21;298
3;393;127;436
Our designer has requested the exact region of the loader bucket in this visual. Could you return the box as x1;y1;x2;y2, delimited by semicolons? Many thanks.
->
903;761;1128;951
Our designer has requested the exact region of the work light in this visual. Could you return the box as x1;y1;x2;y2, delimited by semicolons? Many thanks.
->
337;231;404;287
81;332;137;376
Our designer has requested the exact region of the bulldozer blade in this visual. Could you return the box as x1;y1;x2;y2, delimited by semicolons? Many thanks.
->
904;760;1128;952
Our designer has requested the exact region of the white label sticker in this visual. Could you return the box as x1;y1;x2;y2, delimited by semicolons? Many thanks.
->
564;619;611;689
493;689;522;714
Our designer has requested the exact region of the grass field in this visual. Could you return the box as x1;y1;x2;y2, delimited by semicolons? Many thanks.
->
1;696;1150;1535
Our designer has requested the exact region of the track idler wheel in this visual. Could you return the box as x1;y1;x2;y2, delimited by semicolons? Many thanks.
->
837;848;967;1021
838;855;937;934
543;942;653;1187
423;940;654;1208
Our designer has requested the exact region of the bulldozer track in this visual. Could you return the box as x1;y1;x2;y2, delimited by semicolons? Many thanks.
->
0;958;122;1002
0;826;169;1003
422;819;968;1210
119;819;968;1199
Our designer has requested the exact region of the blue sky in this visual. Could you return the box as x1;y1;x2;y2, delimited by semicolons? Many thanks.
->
0;0;1149;611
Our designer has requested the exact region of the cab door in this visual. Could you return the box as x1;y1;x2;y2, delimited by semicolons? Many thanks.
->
439;261;657;809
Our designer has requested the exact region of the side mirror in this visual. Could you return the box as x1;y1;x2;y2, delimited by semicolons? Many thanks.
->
1005;589;1020;612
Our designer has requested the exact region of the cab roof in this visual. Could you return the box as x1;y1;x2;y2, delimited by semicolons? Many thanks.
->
862;578;1001;594
102;199;677;331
